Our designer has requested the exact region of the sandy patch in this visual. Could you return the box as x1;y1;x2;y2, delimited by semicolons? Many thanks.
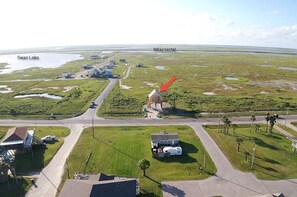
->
278;67;297;71
223;84;238;90
31;88;45;91
143;82;156;87
63;86;77;92
48;87;59;90
119;79;132;90
203;92;216;95
190;65;207;68
260;91;269;94
0;85;13;94
120;85;132;90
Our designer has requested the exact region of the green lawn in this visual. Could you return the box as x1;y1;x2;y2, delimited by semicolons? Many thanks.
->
100;51;297;118
61;126;216;197
0;79;108;119
291;122;297;129
0;126;70;196
13;126;70;172
276;123;297;137
204;124;297;180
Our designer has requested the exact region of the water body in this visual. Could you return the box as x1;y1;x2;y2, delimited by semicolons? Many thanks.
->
155;66;166;70
14;93;63;100
0;53;83;74
225;76;238;80
278;67;297;71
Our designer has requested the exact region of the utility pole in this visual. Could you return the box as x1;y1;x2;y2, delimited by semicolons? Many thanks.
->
285;108;289;127
217;110;221;132
251;145;256;169
92;117;94;138
66;159;70;179
203;153;206;168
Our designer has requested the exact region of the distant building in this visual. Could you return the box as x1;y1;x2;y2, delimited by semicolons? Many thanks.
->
136;63;144;67
90;68;113;78
62;72;72;78
90;55;101;60
148;89;162;103
59;173;138;197
82;64;93;70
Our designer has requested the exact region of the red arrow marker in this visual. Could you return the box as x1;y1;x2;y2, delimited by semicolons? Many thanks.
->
160;76;177;92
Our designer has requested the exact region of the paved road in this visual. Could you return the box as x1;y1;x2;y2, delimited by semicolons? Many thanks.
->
0;78;296;197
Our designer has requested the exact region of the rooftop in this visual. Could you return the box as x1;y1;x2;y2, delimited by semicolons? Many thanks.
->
59;173;137;197
151;131;179;141
1;127;27;145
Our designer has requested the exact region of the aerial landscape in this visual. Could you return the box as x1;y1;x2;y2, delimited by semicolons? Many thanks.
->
1;0;297;197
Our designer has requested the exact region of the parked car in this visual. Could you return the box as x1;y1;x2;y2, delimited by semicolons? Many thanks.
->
89;101;96;108
41;135;56;142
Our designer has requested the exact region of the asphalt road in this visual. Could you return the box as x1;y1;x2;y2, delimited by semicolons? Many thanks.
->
0;78;295;197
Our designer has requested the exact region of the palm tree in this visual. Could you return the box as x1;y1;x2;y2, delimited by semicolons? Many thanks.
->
268;115;276;133
231;124;238;134
253;124;260;132
137;159;150;176
222;116;232;135
265;113;270;132
250;115;256;132
235;137;243;152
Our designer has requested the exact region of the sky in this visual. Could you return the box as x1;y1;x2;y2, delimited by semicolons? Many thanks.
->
1;0;297;50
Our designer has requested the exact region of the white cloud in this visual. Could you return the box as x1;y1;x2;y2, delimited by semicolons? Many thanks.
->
0;0;296;49
223;20;235;27
268;10;281;15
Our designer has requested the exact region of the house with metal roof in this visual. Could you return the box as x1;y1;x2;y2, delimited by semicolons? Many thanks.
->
151;131;181;157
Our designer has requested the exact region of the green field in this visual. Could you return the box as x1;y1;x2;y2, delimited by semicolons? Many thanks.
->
60;126;216;196
0;126;70;197
204;124;297;180
0;79;108;119
102;52;297;117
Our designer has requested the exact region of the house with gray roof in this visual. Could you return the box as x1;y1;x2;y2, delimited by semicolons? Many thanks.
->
59;173;137;197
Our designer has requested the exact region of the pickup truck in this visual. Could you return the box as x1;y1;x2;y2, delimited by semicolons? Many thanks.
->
41;135;56;142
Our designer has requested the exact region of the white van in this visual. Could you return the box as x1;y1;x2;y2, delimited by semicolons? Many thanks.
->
163;146;182;156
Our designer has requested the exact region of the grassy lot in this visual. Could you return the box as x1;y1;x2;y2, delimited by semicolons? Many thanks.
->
13;126;70;172
291;122;297;128
204;124;297;180
276;123;297;137
60;126;216;197
0;79;108;119
97;83;145;118
0;126;70;196
102;51;297;118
